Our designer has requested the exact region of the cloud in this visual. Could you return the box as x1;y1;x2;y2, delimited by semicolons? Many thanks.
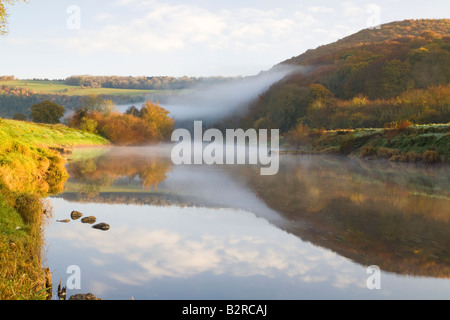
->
46;1;320;57
307;6;335;14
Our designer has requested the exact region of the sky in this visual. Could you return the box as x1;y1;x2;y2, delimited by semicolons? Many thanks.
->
1;0;449;79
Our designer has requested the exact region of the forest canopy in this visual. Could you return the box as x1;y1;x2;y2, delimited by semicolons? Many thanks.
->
237;19;450;133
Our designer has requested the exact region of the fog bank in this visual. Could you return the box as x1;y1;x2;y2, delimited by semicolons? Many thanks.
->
164;65;307;126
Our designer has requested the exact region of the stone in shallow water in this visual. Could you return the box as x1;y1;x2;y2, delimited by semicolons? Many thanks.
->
81;216;97;224
70;210;83;220
92;223;110;231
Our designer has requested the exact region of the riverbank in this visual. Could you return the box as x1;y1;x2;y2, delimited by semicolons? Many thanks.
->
0;119;109;299
283;123;450;164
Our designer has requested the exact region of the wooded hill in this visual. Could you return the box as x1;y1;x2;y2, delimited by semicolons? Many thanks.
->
237;19;450;133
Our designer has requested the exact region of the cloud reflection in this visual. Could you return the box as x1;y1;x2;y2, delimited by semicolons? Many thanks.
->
46;199;366;293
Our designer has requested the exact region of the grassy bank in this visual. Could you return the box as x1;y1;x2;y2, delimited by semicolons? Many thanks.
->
284;123;450;164
0;119;109;299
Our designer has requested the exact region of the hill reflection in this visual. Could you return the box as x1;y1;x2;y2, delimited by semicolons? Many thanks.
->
232;156;450;279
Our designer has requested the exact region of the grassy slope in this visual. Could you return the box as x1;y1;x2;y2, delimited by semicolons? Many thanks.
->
0;119;110;147
284;123;450;163
0;80;175;97
0;119;109;299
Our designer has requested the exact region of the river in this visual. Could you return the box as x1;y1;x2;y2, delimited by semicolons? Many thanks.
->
43;145;450;300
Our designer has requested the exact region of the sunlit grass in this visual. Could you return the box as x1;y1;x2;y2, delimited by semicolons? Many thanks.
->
0;80;176;97
0;119;108;299
0;119;110;147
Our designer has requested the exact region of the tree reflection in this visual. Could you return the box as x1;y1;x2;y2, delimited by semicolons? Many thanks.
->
233;156;450;278
64;148;172;198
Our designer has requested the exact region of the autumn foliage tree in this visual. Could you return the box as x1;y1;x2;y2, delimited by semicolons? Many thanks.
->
68;97;174;145
139;101;175;140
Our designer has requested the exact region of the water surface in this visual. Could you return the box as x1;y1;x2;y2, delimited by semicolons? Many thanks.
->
44;146;450;299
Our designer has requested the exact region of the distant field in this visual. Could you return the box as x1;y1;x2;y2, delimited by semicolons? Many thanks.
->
0;80;175;97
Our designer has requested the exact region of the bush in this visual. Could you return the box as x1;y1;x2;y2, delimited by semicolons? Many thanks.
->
79;117;98;134
93;112;159;146
286;123;310;147
384;119;414;130
422;150;440;163
359;146;377;158
13;113;28;121
68;100;175;145
377;147;400;159
14;193;43;225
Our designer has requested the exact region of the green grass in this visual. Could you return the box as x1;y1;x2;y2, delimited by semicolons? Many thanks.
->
284;123;450;163
0;80;176;97
0;119;109;299
0;119;110;148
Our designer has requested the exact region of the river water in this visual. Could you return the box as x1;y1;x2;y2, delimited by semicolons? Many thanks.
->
44;145;450;300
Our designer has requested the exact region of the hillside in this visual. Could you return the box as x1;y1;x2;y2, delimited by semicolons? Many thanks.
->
282;19;450;66
236;19;450;133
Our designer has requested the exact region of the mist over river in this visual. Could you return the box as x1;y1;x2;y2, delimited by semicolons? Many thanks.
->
44;146;450;300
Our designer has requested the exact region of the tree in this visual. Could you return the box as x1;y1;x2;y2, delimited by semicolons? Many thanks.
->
1;0;25;35
80;94;116;116
12;112;27;121
30;100;65;124
139;101;175;139
125;105;140;117
382;59;413;98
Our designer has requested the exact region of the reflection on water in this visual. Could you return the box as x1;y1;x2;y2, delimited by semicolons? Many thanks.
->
45;146;450;299
232;156;450;279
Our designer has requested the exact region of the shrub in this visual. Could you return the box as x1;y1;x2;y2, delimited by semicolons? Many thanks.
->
79;117;98;134
359;146;377;158
286;123;310;147
422;150;440;164
406;151;423;162
93;112;159;146
14;193;43;225
384;119;414;130
13;113;28;121
377;147;400;159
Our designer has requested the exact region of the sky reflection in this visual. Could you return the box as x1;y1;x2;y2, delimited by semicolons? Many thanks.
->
45;198;376;299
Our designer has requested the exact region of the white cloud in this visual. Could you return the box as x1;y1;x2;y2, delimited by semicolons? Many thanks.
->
45;1;320;56
307;6;335;14
94;13;115;21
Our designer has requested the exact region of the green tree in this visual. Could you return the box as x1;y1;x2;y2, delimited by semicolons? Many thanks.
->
12;113;27;121
30;100;65;124
80;94;116;116
410;45;450;88
382;59;413;98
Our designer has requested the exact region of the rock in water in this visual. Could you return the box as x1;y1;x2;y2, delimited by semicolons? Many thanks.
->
92;223;110;231
81;216;97;224
70;211;83;220
57;219;70;223
68;293;101;300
